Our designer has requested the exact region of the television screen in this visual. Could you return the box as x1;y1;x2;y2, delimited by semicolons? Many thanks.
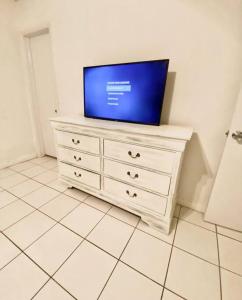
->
83;59;169;125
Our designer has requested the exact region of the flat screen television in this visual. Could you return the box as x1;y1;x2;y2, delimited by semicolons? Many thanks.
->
83;59;169;125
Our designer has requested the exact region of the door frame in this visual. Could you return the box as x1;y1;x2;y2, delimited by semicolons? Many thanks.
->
22;26;59;157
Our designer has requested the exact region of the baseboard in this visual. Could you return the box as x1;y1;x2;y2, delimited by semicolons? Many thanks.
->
177;198;206;213
0;153;37;170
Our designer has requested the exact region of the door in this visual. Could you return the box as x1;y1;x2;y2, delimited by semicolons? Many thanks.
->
205;85;242;231
29;30;58;157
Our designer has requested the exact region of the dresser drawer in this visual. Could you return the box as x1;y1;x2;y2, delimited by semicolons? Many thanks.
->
56;131;100;154
59;162;100;189
104;159;170;195
104;140;175;173
104;177;167;215
57;148;100;172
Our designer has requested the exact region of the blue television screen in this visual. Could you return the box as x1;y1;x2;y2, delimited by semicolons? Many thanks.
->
83;59;169;125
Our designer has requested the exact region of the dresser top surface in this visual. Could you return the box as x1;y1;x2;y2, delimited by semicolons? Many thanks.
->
50;115;193;141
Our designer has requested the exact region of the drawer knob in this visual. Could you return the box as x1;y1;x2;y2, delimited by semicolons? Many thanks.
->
74;171;82;177
72;138;80;145
126;190;137;198
127;171;139;179
128;151;140;158
74;155;82;161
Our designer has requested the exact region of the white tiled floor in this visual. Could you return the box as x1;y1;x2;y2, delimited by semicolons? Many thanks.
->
0;156;241;300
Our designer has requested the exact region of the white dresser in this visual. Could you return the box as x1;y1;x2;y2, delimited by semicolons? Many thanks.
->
50;116;192;233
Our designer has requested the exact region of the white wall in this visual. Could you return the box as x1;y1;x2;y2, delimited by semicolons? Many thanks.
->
13;0;242;211
0;1;35;168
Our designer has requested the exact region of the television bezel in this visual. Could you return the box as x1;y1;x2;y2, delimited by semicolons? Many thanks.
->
83;59;169;126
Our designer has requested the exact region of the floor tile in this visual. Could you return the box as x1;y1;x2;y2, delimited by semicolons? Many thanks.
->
0;254;48;300
8;179;43;197
162;289;183;300
174;219;218;264
0;191;17;209
179;207;215;231
31;156;53;165
21;165;46;177
54;241;117;300
221;268;242;300
40;194;79;221
108;206;139;226
0;200;34;230
61;203;104;237
47;179;68;192
88;215;134;257
0;173;27;189
26;224;82;275
84;195;112;212
166;248;220;300
217;225;242;242
218;235;242;275
137;218;177;244
100;262;163;300
34;170;58;184
22;186;60;208
10;161;35;172
5;211;55;249
64;187;89;201
34;279;74;300
121;229;171;284
51;166;59;173
0;233;21;269
0;168;16;179
41;160;58;170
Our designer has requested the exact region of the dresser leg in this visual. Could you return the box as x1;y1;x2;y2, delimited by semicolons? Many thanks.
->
141;217;170;234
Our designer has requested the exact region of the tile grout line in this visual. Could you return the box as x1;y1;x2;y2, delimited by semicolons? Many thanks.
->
30;278;52;300
30;202;114;299
0;197;85;272
136;220;178;245
160;205;181;300
216;232;242;244
5;180;46;198
0;187;64;232
11;192;91;251
2;218;182;299
178;218;216;233
0;176;30;191
5;165;242;246
3;180;237;280
1;179;183;249
162;287;188;300
0;158;145;294
1;162;59;189
2;159;241;298
220;266;242;278
0;198;20;211
32;278;77;300
23;201;83;252
215;225;223;300
0;171;97;235
0;211;82;299
2;161;242;243
3;176;239;277
2;190;227;300
96;217;140;299
2;168;142;236
0;178;89;254
172;245;219;267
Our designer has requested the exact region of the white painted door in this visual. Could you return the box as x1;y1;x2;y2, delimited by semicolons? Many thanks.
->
205;85;242;231
29;31;58;157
